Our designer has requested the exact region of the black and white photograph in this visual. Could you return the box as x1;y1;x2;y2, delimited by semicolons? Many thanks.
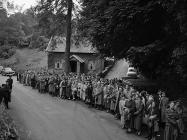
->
0;0;187;140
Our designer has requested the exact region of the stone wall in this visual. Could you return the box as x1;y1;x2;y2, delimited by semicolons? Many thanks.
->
47;52;104;74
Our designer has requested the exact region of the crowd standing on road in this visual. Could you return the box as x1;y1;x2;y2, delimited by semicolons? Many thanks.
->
16;70;185;140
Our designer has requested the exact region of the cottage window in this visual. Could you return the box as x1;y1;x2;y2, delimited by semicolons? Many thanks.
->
88;61;95;70
55;61;61;69
57;63;60;68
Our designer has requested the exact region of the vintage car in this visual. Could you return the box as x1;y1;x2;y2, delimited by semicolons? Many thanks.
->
0;66;3;73
123;77;157;93
1;67;15;76
126;67;137;78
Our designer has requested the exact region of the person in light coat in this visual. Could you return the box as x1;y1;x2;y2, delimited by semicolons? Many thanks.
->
134;95;144;135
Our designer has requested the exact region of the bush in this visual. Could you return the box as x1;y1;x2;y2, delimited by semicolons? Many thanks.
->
27;34;49;50
0;103;19;140
0;45;16;59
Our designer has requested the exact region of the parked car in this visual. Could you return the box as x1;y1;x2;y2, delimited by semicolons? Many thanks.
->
126;67;137;78
1;67;15;76
123;78;157;93
0;66;3;73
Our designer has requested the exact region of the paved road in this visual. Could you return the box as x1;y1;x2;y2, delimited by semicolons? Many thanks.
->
0;76;143;140
106;59;129;79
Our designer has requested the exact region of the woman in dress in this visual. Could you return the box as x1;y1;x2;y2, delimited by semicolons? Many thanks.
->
48;76;55;96
95;81;104;110
106;84;113;112
125;93;136;133
146;96;159;140
160;92;169;128
109;85;117;113
114;87;123;119
31;73;36;89
66;78;72;99
175;100;184;135
134;95;144;135
164;101;179;140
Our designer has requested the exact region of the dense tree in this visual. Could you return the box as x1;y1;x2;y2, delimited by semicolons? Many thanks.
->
0;8;23;58
0;9;24;46
0;2;41;58
35;0;80;73
78;0;187;97
34;0;67;37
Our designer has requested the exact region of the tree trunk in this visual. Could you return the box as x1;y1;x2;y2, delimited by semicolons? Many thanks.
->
178;0;187;36
64;0;73;73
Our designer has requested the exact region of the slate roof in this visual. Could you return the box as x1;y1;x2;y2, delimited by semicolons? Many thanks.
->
46;36;97;54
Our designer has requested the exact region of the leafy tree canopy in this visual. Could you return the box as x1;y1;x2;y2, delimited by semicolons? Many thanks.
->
78;0;187;97
34;0;81;37
0;1;38;58
34;0;68;37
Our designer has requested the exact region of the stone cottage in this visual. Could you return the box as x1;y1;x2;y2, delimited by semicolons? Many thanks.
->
45;36;104;74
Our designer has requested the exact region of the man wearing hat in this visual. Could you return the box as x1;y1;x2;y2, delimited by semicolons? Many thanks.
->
6;76;13;102
6;76;13;91
0;84;11;109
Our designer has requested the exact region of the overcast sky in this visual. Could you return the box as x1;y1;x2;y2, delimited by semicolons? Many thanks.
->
12;0;37;10
11;0;80;11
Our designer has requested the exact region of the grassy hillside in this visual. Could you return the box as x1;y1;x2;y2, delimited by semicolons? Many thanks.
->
0;48;47;71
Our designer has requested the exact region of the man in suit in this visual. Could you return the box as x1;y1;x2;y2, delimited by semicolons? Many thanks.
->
6;76;13;90
6;76;13;102
0;84;10;109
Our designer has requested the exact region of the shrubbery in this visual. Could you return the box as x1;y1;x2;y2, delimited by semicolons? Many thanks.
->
0;45;16;59
28;35;49;51
0;103;19;140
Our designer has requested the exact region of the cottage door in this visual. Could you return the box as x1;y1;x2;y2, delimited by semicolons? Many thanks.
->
70;60;77;73
80;63;84;73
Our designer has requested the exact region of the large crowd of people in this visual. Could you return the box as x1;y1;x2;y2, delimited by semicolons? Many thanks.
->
16;70;185;140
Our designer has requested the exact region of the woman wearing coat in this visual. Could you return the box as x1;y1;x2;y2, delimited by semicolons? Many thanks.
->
164;101;179;140
48;77;55;96
146;96;159;140
125;93;136;133
175;101;184;135
103;84;109;110
109;85;117;113
95;81;104;110
159;92;169;128
106;84;113;112
85;81;93;105
31;73;36;89
134;95;144;135
66;79;72;99
114;87;123;119
39;77;46;93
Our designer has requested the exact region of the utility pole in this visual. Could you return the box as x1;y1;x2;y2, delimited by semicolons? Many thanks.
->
64;0;73;73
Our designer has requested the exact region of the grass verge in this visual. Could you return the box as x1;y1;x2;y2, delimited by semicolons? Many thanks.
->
0;102;19;140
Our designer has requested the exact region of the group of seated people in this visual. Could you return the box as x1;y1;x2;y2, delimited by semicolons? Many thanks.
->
17;70;185;140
